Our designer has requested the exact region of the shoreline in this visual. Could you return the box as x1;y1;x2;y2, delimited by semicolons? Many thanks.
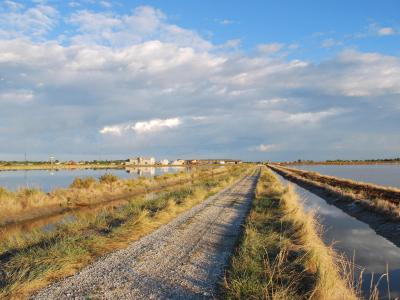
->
268;164;400;248
0;164;191;172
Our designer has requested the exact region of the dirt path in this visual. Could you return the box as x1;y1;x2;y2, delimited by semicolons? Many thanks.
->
32;171;259;299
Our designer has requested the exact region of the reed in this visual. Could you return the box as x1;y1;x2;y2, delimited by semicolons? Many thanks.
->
0;166;231;226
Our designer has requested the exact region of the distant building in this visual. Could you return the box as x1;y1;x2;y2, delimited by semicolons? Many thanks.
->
159;159;169;166
188;159;242;165
126;156;156;166
171;159;185;166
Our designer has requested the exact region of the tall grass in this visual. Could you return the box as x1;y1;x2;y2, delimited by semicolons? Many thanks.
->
0;165;250;299
222;167;357;299
0;166;232;226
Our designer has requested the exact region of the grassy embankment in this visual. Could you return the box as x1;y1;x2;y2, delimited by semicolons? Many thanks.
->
269;165;400;220
0;165;250;299
0;166;228;226
222;167;357;299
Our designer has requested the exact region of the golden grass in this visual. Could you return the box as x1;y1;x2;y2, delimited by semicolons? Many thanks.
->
0;166;231;226
222;167;357;300
0;165;251;299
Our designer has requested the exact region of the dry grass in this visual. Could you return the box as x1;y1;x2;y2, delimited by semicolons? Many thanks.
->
0;165;251;299
0;166;231;226
222;167;358;300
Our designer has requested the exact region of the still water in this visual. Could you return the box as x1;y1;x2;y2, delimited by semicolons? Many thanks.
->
0;167;187;192
292;164;400;188
276;174;400;299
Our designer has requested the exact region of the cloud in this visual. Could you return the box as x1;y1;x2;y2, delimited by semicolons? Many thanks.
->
133;118;182;133
0;90;34;103
368;23;397;37
219;19;234;25
100;118;182;136
377;27;396;36
0;2;58;39
321;38;342;48
251;144;280;152
257;43;283;54
99;1;112;8
66;6;211;50
221;39;241;49
0;5;399;160
99;125;124;136
286;109;344;124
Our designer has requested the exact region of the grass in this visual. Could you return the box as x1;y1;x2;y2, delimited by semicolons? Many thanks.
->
222;167;357;300
270;165;400;219
0;166;230;226
0;165;250;299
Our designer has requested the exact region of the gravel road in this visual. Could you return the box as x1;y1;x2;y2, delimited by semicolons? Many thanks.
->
32;170;259;300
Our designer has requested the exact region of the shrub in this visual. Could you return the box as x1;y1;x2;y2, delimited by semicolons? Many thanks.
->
70;177;96;189
99;173;118;185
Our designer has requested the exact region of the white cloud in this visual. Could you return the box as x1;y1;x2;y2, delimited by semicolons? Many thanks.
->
0;90;34;103
220;19;233;25
0;5;399;160
3;1;24;11
0;3;58;38
286;109;343;124
368;23;397;37
321;38;342;48
66;6;211;51
221;39;241;49
133;118;182;133
251;144;280;152
99;125;125;136
100;118;182;136
257;43;283;54
257;98;288;106
99;1;112;8
377;27;396;36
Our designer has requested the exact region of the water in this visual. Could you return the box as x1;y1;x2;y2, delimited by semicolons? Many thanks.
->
0;167;187;192
276;174;400;299
291;164;400;188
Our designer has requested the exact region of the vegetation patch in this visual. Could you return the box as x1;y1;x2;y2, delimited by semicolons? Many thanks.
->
222;167;357;300
0;165;249;299
0;166;230;226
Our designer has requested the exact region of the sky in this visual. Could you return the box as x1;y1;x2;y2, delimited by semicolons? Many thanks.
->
0;0;399;162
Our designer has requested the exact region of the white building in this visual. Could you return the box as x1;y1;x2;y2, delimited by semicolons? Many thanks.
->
159;159;169;165
171;159;185;166
126;156;156;166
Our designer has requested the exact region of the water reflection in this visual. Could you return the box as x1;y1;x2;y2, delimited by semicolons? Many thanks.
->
276;174;400;299
0;167;187;192
291;164;400;188
125;167;156;176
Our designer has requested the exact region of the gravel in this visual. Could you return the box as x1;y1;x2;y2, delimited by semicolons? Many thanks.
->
32;171;259;300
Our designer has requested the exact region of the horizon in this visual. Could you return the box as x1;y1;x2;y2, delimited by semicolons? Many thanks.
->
0;0;399;161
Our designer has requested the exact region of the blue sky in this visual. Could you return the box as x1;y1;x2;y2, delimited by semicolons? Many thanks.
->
0;0;399;161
